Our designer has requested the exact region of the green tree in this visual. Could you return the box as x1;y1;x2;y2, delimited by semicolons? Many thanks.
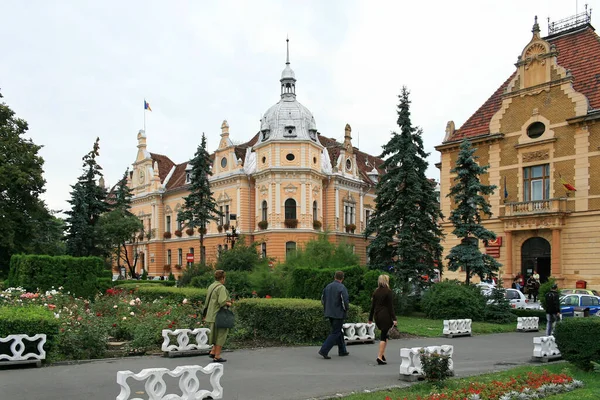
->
446;139;500;284
215;236;261;272
65;137;108;257
365;87;444;283
0;91;48;275
27;209;66;256
98;170;143;277
284;234;359;269
177;133;221;263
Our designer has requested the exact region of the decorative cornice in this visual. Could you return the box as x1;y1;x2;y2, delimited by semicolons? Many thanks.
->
514;137;557;149
435;133;504;152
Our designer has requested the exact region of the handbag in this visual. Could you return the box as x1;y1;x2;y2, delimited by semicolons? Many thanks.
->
387;325;402;340
215;307;235;329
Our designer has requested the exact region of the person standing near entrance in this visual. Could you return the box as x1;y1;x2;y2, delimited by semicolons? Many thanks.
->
545;284;561;336
318;271;350;359
527;275;540;302
368;274;397;365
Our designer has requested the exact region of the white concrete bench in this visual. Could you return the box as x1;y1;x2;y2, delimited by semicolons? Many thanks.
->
399;345;454;381
0;334;47;368
443;319;472;338
117;363;224;400
161;328;212;357
532;335;561;362
517;316;539;332
342;323;376;343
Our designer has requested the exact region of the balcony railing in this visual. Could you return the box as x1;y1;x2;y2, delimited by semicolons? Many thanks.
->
505;198;567;216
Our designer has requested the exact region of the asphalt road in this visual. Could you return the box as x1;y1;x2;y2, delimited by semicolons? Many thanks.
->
0;331;544;400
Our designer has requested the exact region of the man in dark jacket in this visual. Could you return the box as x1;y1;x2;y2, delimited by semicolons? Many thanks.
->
318;271;350;359
545;283;561;336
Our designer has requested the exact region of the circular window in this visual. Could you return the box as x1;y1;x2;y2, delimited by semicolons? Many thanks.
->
286;153;295;161
262;156;266;164
527;122;545;139
346;159;352;171
221;157;227;168
313;156;317;164
288;129;293;134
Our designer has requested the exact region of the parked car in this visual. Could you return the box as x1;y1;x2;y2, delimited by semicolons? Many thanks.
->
560;294;600;317
482;287;531;309
561;288;600;297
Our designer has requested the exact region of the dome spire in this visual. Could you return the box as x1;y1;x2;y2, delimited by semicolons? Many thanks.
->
280;37;296;100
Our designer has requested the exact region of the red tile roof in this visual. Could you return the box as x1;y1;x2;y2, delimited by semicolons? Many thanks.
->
150;153;175;181
448;25;599;141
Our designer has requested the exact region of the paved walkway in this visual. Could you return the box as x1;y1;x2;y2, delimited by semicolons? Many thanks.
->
0;331;545;400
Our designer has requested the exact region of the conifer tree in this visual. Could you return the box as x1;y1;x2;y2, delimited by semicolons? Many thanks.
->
365;87;444;283
177;133;221;264
446;139;501;284
65;137;108;257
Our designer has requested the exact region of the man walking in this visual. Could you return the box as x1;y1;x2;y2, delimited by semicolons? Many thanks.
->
545;283;561;336
318;271;350;359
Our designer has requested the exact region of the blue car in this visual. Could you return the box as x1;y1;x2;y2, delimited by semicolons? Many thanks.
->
560;294;600;317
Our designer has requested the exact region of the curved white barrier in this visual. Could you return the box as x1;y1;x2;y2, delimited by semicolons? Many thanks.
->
0;334;46;362
399;345;454;380
161;328;211;352
443;319;472;337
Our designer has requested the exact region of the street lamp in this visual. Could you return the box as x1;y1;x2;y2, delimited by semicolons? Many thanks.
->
226;214;239;249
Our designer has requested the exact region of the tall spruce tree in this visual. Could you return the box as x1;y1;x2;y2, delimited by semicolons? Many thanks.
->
446;139;501;284
98;169;142;277
0;91;49;275
177;133;221;264
365;87;444;283
65;137;108;257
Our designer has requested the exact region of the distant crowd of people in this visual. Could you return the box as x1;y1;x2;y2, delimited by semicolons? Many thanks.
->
511;270;541;302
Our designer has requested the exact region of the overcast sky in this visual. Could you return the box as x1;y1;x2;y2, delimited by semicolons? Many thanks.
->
1;0;595;213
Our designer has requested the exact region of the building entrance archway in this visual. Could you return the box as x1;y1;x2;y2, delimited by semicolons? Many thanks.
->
521;237;551;283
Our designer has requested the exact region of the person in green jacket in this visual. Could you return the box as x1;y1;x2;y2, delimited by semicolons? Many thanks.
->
204;269;232;362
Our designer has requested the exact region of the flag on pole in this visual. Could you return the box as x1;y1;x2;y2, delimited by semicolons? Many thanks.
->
503;176;508;199
144;100;152;112
560;174;576;191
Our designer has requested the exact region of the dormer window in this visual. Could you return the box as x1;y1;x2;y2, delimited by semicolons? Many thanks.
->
185;172;191;184
284;125;297;137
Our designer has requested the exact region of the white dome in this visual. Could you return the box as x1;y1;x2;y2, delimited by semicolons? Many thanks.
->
260;98;317;142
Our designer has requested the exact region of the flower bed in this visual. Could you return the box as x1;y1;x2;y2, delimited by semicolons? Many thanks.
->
383;370;583;400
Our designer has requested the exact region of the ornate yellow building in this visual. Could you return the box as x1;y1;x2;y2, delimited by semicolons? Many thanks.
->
436;13;600;290
125;42;384;277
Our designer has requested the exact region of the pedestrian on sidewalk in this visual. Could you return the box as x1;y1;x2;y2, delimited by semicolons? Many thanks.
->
368;274;397;365
318;270;350;359
544;283;561;336
203;269;232;363
527;275;540;302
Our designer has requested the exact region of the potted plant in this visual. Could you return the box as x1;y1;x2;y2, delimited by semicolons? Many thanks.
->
345;223;356;233
313;220;322;230
217;225;223;233
284;218;298;228
223;223;231;231
258;220;269;230
163;264;171;272
174;229;183;237
163;231;172;239
137;233;144;241
198;227;207;235
185;227;194;236
174;264;182;269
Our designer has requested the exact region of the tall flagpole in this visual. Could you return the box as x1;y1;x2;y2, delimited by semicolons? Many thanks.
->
143;99;146;133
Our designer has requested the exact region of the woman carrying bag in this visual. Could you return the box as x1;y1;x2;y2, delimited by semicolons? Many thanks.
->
203;269;233;363
368;274;397;365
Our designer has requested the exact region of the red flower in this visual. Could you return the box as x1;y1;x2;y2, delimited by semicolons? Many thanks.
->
112;323;117;327
265;295;272;299
168;324;173;329
96;312;102;317
48;304;56;310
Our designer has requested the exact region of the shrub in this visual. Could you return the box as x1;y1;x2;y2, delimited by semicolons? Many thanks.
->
483;281;517;324
421;281;486;320
179;263;213;287
539;277;557;311
0;306;60;359
168;272;176;281
215;238;261;272
287;266;364;304
190;273;214;289
355;270;395;312
113;280;176;287
135;286;207;304
54;312;108;360
224;271;252;299
96;277;113;293
554;317;600;371
140;269;148;280
284;234;359;270
419;349;452;383
249;264;286;298
7;255;103;299
234;298;362;344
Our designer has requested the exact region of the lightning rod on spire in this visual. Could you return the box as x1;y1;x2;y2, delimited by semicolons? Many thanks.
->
286;36;290;65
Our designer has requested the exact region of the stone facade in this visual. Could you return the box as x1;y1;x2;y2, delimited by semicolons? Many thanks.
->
121;47;382;277
436;18;600;290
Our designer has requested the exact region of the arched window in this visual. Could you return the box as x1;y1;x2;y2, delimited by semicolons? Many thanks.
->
286;241;296;258
313;201;318;221
262;200;268;221
285;198;297;220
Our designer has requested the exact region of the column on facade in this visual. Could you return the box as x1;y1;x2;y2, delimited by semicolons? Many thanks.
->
334;187;339;231
503;231;513;282
574;125;589;211
551;229;562;278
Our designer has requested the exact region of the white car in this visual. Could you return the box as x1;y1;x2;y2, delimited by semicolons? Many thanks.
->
483;287;531;309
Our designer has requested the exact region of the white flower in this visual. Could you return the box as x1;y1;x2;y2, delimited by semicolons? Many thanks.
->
54;313;60;319
182;298;188;304
130;312;135;316
129;300;135;306
122;317;127;320
113;305;118;309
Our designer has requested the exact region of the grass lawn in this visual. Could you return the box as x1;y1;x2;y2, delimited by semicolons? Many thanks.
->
398;314;519;337
341;363;600;399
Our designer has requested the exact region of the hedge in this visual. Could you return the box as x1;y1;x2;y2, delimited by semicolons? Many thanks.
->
554;317;600;371
287;266;365;303
510;308;547;324
0;306;61;359
113;280;176;287
190;271;253;299
421;281;487;320
134;286;207;304
234;298;363;344
8;255;103;299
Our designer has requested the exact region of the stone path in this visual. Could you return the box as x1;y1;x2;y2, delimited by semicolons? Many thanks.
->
0;331;545;400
